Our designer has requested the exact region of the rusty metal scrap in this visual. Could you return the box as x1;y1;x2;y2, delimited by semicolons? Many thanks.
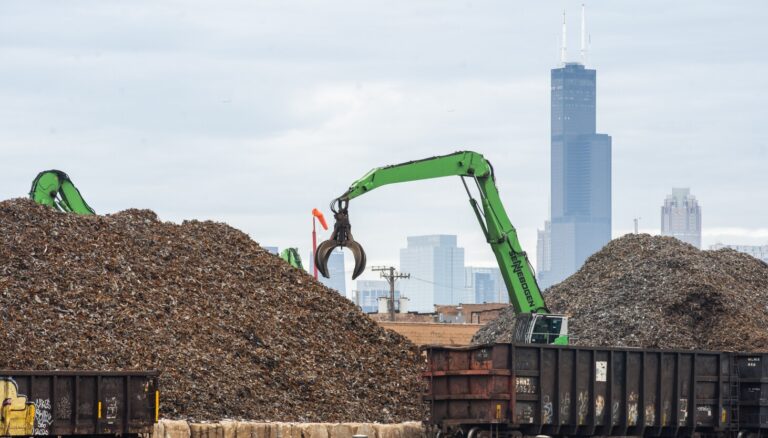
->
0;198;426;422
473;233;768;351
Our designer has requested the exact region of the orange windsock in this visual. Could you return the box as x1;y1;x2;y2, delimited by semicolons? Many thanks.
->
312;208;328;230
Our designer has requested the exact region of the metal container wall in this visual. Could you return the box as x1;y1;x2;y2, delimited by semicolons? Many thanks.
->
425;344;733;437
0;370;158;437
736;353;768;429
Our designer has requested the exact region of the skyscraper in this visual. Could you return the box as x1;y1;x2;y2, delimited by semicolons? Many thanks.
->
540;9;612;288
464;267;508;304
536;221;552;287
661;188;702;248
308;248;347;296
398;235;466;313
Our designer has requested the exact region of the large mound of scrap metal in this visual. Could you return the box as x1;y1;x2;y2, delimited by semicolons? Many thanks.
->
0;198;425;422
473;233;768;351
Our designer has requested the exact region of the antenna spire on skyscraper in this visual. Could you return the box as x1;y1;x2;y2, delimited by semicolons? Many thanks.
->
560;10;567;65
580;4;587;65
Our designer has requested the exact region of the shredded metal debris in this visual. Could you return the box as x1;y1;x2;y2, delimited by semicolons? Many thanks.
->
473;234;768;351
0;198;425;422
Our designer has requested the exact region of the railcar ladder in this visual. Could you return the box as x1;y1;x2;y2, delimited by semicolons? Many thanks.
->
729;355;740;432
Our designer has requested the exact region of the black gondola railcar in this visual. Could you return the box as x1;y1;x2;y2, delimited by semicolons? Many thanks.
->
425;344;768;438
0;370;158;437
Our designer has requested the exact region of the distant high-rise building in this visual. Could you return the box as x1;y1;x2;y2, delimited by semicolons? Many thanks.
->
536;221;552;287
709;244;767;263
536;221;552;273
263;246;279;255
356;280;400;313
398;235;466;313
541;8;612;288
661;188;702;248
308;248;347;296
464;267;507;304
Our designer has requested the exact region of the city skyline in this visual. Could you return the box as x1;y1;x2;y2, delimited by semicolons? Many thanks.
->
355;239;511;314
0;2;765;279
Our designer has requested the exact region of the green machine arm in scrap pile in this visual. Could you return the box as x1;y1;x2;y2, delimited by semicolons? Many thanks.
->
280;248;304;270
29;170;95;215
314;151;568;344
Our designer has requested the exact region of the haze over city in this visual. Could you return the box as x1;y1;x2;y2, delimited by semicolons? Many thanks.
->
0;1;765;278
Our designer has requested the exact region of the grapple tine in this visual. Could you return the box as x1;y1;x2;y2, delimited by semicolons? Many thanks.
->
314;239;338;279
314;198;367;280
347;240;367;280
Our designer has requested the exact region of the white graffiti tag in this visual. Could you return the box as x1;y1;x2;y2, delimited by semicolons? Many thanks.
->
33;398;53;435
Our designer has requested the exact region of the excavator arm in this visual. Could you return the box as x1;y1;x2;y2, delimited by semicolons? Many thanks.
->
280;248;305;270
29;170;95;215
315;151;568;344
339;151;493;199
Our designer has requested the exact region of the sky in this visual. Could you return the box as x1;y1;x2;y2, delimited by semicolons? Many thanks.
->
1;1;766;283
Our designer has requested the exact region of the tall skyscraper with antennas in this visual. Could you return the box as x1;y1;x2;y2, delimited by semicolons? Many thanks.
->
538;5;612;288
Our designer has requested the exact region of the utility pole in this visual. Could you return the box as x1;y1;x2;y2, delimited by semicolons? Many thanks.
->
372;266;410;322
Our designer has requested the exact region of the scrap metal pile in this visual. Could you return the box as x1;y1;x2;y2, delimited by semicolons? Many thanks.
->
0;198;424;422
474;234;768;351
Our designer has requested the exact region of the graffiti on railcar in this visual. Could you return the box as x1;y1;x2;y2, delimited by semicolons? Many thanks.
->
628;391;639;426
0;378;36;436
595;395;605;422
577;391;589;424
679;398;689;425
106;396;119;420
645;400;656;425
56;395;72;420
33;398;52;435
542;395;553;424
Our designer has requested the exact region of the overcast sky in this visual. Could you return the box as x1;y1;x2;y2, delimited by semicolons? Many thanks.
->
1;1;765;282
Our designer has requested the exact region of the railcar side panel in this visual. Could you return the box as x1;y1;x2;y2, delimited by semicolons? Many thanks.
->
0;371;158;437
424;344;735;438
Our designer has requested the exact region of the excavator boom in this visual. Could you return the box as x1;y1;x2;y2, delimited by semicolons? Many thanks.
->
340;152;493;200
30;170;95;215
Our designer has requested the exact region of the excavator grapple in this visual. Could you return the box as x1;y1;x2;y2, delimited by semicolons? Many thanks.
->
314;199;367;280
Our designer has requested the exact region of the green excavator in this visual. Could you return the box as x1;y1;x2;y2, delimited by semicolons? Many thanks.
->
29;170;95;215
314;151;568;345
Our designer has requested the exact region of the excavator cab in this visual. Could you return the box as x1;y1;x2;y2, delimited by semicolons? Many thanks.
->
514;313;569;345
